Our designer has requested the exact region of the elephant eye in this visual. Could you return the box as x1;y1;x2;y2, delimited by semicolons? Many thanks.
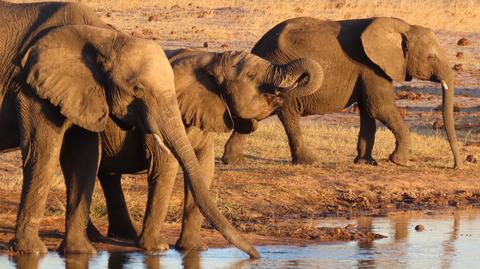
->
133;84;145;98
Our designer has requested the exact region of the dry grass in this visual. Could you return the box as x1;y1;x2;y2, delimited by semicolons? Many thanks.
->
10;1;480;50
3;120;479;223
70;0;480;32
237;121;448;167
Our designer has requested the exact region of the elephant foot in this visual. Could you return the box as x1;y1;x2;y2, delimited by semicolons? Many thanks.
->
354;156;378;166
9;235;48;254
137;236;169;252
292;151;317;165
222;153;247;165
59;236;97;254
389;152;410;167
86;221;104;243
175;236;208;251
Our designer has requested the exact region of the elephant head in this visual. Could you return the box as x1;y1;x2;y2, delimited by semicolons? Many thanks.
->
172;50;324;134
20;25;259;258
361;17;461;168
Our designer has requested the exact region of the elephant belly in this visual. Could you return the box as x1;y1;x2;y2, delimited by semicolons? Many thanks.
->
296;67;360;116
100;151;148;175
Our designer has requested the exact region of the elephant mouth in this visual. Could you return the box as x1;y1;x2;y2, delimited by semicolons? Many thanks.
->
260;80;301;97
429;74;440;83
264;93;284;110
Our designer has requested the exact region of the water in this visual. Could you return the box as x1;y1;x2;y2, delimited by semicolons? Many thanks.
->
1;210;480;269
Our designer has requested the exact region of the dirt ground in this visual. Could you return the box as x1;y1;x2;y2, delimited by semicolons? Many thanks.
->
1;0;480;253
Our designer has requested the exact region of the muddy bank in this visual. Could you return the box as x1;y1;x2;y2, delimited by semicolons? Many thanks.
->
0;214;384;254
0;164;479;254
1;148;480;253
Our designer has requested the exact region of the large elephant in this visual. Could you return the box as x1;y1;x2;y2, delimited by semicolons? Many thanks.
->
222;17;462;168
0;2;258;257
86;49;323;250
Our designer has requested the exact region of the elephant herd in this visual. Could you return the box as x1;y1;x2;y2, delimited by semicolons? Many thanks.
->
0;1;461;259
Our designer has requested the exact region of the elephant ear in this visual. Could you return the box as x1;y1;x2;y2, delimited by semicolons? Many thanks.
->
20;26;109;132
361;17;410;82
206;51;249;87
177;83;234;133
176;50;256;133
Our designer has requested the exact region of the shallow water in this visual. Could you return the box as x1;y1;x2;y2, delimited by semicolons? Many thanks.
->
1;210;480;269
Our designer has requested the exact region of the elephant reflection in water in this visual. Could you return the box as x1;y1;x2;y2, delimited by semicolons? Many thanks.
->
354;215;411;269
145;251;253;269
12;254;92;269
11;251;253;269
392;215;409;241
440;212;460;269
11;255;43;269
356;217;376;269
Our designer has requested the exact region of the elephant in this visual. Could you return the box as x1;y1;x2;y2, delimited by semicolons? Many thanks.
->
0;2;258;258
222;17;462;168
85;48;324;251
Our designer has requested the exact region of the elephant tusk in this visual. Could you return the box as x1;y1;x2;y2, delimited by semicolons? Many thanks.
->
441;80;449;91
153;133;172;155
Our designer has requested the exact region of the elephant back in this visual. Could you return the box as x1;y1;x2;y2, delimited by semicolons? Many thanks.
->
0;2;108;69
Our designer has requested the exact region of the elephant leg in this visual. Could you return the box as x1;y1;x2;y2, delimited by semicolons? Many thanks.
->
364;74;411;166
354;102;378;165
278;109;316;164
176;136;215;250
9;102;66;254
10;141;61;254
137;144;178;251
222;131;248;165
59;127;100;254
376;106;411;166
98;173;138;240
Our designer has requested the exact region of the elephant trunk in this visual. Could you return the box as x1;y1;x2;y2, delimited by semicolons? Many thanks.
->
267;58;324;97
439;77;462;168
149;94;260;258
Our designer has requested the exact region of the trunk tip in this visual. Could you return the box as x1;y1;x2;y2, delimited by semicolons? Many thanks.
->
248;248;261;259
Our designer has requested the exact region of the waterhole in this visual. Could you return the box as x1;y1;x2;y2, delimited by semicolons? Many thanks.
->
1;209;479;269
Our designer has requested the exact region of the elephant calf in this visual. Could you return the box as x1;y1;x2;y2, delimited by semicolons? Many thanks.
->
88;49;324;251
